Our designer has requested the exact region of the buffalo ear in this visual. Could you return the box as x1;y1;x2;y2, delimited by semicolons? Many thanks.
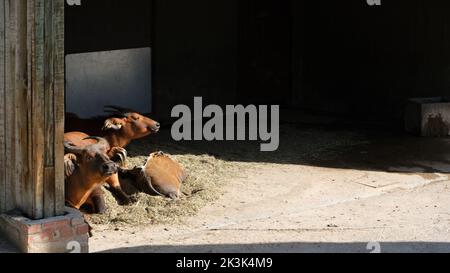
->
64;153;78;179
103;118;125;131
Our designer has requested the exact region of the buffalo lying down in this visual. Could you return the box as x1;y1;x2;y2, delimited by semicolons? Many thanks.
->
64;106;160;212
119;152;187;200
65;105;160;149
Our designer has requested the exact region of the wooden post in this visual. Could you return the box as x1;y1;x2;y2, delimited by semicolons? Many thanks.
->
0;0;65;219
0;0;5;214
53;0;65;217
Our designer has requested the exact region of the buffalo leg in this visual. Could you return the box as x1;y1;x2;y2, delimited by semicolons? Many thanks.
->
83;187;107;214
106;186;136;206
90;187;107;214
105;173;136;205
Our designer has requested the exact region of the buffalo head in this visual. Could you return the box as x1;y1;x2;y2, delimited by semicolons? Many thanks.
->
103;105;160;140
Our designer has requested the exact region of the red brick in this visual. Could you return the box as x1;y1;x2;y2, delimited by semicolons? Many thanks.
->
1;209;90;253
42;219;70;229
28;235;39;244
71;217;85;227
17;221;41;235
60;226;75;239
26;224;43;235
41;232;52;243
76;224;90;236
29;229;53;243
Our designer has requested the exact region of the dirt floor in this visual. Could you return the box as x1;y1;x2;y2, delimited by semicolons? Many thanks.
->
88;120;450;253
2;119;450;253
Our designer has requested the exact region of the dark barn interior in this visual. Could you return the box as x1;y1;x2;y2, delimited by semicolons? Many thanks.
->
65;0;450;126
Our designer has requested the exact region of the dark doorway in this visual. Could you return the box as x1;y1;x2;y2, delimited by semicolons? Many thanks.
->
65;0;152;54
237;0;292;107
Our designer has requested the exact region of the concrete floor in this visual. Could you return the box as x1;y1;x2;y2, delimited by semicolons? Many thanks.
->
90;166;450;253
90;127;450;253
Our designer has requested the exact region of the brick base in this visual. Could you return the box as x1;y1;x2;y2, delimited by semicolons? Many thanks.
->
0;207;89;253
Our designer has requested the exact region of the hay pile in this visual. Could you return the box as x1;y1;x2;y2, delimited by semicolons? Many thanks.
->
86;153;241;227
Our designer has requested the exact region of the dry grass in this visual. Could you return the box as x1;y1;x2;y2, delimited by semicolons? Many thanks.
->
86;153;242;227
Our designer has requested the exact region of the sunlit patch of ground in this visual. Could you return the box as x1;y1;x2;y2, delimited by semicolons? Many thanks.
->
85;124;374;229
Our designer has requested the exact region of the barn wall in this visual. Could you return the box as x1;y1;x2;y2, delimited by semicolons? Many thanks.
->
63;0;238;121
151;0;450;123
237;0;292;106
0;0;65;219
64;0;153;118
65;0;152;55
152;0;238;119
150;0;292;119
61;0;450;123
292;0;450;121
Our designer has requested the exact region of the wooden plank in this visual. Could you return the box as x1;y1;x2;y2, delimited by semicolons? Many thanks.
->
14;0;30;216
44;0;54;168
44;166;55;217
43;0;54;217
0;0;5;213
27;0;36;218
53;0;65;216
4;0;16;213
31;0;45;219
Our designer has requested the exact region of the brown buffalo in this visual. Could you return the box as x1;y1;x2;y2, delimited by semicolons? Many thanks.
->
64;137;126;211
119;152;187;199
65;105;160;149
64;106;160;213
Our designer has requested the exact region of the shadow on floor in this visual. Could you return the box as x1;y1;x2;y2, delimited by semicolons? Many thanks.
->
65;111;450;175
98;242;450;253
127;122;450;176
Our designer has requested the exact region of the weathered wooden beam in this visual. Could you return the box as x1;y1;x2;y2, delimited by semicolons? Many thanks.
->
15;0;32;217
4;0;17;214
31;0;45;219
32;0;65;219
0;0;65;219
0;0;5;213
53;0;65;216
43;0;55;217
